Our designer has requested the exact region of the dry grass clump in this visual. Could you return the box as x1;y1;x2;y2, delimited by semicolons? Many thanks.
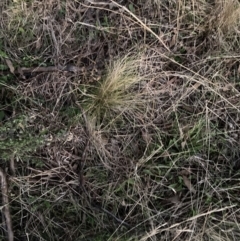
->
210;0;240;34
80;54;147;122
1;0;240;241
205;0;240;51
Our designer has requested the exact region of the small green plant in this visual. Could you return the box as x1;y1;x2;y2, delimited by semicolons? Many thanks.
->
0;115;45;160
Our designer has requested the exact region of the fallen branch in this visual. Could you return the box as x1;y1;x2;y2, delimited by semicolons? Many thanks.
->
4;58;85;77
18;64;84;74
0;168;13;241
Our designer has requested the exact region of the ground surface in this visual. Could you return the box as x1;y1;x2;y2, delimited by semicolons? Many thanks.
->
1;0;240;240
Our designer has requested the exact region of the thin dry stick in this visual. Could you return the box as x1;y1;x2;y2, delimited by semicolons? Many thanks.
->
19;65;83;74
0;168;13;241
75;102;91;194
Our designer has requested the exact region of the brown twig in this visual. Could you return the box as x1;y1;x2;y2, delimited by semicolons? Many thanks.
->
18;65;84;74
3;58;85;76
0;168;13;241
75;102;91;194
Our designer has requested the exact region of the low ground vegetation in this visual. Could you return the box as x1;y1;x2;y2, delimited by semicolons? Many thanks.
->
1;0;240;240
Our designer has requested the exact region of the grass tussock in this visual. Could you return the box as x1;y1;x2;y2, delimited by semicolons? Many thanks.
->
1;0;240;241
81;54;146;121
213;0;240;34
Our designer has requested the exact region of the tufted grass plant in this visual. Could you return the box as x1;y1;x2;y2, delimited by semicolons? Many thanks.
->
80;54;146;123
